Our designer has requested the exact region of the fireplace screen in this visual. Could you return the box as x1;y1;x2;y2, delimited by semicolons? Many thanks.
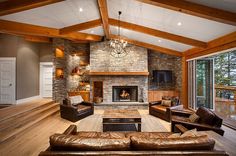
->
112;86;138;102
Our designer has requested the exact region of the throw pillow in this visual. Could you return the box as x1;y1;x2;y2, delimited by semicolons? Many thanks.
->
180;128;203;138
69;95;84;105
168;133;181;138
161;100;172;107
189;113;200;123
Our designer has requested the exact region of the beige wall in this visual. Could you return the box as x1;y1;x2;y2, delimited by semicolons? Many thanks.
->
39;43;53;62
0;34;42;100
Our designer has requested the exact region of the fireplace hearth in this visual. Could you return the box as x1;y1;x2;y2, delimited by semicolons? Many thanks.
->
112;86;138;102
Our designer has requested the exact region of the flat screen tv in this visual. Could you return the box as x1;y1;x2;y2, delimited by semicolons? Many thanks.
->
153;70;173;83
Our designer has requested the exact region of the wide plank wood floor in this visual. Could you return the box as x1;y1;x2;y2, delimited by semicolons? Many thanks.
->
0;108;236;156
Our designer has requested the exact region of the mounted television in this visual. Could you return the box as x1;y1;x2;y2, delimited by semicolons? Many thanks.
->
153;70;173;84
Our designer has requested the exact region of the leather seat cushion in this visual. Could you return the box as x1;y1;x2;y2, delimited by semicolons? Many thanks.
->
77;132;126;139
126;132;172;138
151;105;167;114
131;135;215;151
50;134;130;151
172;115;190;122
77;105;91;112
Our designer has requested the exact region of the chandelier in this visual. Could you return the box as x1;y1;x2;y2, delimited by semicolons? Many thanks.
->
110;11;128;58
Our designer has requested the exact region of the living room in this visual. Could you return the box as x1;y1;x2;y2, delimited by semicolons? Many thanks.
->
0;0;236;155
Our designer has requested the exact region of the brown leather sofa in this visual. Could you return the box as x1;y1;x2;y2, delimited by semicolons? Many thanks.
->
60;99;94;122
171;107;224;136
149;97;181;122
39;125;228;156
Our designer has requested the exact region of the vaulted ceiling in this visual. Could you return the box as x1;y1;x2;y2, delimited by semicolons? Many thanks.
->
0;0;236;58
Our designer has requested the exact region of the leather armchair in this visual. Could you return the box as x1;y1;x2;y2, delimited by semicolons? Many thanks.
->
60;100;94;122
171;107;224;136
149;99;182;122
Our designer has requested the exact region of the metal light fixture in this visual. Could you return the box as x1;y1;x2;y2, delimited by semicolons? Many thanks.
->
110;11;128;58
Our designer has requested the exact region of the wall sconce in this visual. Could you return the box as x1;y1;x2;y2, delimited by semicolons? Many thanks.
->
55;47;64;58
56;68;64;79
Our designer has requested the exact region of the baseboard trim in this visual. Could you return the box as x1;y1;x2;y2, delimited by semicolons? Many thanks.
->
16;95;40;104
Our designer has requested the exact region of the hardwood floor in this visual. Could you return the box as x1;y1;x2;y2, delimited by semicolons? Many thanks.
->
0;106;235;156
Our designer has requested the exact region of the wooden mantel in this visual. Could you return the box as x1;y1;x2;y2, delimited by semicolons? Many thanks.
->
89;71;149;76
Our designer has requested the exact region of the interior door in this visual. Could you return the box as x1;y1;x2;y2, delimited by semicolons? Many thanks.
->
0;58;16;104
196;59;214;110
40;63;53;98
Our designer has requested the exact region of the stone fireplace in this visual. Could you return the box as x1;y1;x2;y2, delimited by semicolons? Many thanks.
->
90;41;148;104
112;86;138;102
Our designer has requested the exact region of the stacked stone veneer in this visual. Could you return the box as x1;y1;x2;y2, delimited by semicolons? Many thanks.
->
52;38;89;103
90;41;148;103
148;50;182;92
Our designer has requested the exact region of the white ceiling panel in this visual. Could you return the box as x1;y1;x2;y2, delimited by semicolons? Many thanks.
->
80;26;104;36
107;0;236;42
187;0;236;13
0;0;100;28
110;26;192;52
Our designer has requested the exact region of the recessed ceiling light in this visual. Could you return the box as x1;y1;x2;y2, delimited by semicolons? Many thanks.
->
177;22;182;26
79;7;83;12
90;30;94;34
158;39;162;43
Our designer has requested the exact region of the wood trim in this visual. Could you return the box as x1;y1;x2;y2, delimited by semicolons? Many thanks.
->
110;34;183;57
137;0;236;26
0;19;102;41
98;0;110;38
89;72;149;76
60;19;102;35
24;35;51;43
181;56;188;108
109;18;206;48
0;0;65;16
185;31;236;59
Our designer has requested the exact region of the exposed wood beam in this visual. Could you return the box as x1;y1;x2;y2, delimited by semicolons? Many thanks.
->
60;19;102;35
0;0;65;16
98;0;110;38
109;18;207;48
110;34;183;57
185;31;236;59
137;0;236;26
24;35;51;43
0;19;102;41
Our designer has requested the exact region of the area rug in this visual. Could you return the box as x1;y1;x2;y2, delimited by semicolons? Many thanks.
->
76;110;169;132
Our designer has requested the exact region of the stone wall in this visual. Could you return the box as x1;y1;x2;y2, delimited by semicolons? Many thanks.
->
52;38;89;103
90;41;148;72
90;41;148;104
148;50;182;92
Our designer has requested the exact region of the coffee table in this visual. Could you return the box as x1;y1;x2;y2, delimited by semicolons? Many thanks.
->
102;109;141;132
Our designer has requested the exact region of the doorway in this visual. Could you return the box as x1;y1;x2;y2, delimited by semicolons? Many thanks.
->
40;62;53;98
0;58;16;104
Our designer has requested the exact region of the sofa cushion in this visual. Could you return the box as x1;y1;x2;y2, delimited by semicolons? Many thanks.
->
151;105;167;114
161;100;172;107
130;135;215;151
77;132;126;139
196;107;215;125
180;128;203;138
77;105;91;112
126;132;172;139
50;134;130;151
168;133;181;138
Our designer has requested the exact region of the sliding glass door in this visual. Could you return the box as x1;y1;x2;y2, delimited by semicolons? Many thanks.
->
196;59;214;110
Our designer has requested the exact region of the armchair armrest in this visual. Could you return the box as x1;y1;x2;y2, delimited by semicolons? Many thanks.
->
149;100;162;106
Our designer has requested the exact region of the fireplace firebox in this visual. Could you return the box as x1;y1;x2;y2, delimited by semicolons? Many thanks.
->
112;86;138;102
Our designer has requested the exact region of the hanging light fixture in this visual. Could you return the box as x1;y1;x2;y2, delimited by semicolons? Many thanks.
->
109;11;128;58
